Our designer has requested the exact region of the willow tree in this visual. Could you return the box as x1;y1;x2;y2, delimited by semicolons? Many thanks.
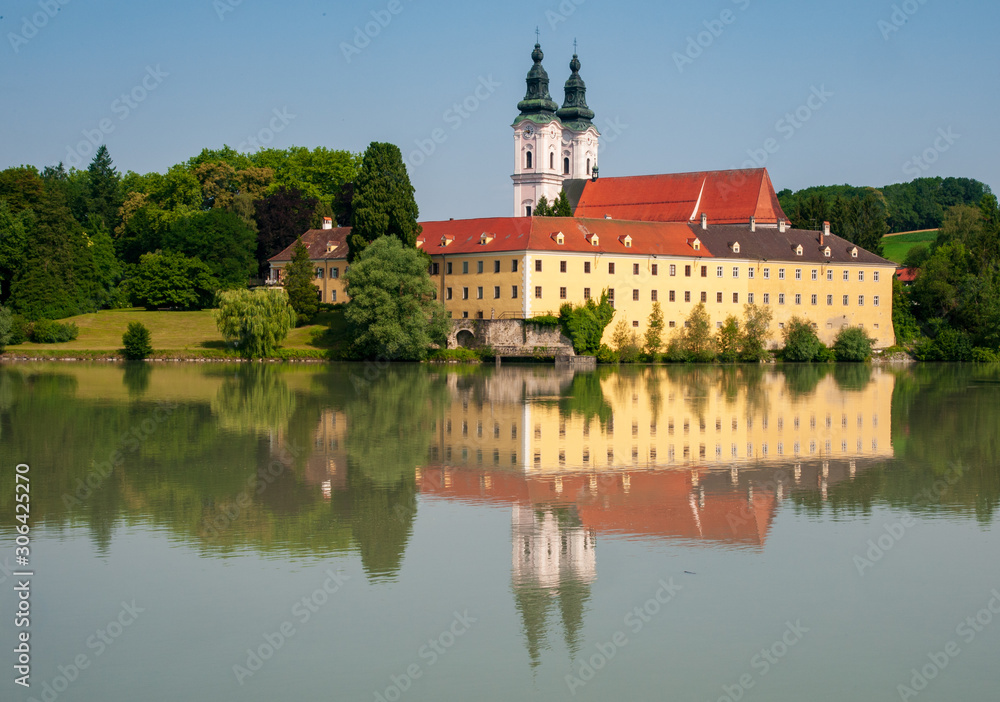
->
216;289;296;359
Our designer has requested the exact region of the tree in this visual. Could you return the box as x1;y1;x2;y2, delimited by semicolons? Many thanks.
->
0;306;11;349
841;189;888;256
682;303;715;362
782;317;824;362
162;209;256;289
87;145;123;230
0;201;28;303
348;143;420;262
611;318;640;363
558;291;615;356
130;250;219;310
282;238;319;325
216;289;297;359
833;326;876;362
343;236;448;361
0;166;45;214
122;322;153;360
553;190;573;217
716;315;740;362
254;186;318;276
739;303;773;361
644;301;664;356
533;195;553;216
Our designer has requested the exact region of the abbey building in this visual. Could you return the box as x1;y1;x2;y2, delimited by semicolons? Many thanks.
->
270;43;897;348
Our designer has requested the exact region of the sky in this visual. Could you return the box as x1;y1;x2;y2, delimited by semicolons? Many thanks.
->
2;0;998;222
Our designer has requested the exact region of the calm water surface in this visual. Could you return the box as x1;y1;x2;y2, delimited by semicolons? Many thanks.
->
1;362;999;701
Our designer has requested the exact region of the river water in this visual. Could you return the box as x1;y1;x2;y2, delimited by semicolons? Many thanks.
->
1;362;998;701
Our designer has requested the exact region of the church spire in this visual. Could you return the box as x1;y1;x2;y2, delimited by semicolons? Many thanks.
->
556;50;595;130
515;42;559;123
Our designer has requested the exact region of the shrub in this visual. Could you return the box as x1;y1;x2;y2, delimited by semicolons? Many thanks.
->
528;314;560;328
611;318;642;363
29;319;79;343
0;307;11;349
7;314;29;345
781;317;823;362
596;344;619;364
833;326;876;362
971;347;1000;364
558;292;615;356
716;315;740;363
426;348;480;363
122;322;153;360
738;304;773;361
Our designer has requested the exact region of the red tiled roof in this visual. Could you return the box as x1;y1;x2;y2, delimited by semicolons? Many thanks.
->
268;228;350;262
416;217;713;258
895;267;919;282
572;169;789;225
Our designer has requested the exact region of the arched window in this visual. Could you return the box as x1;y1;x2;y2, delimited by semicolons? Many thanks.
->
549;152;554;169
586;158;591;175
563;157;570;175
525;151;532;169
526;205;532;217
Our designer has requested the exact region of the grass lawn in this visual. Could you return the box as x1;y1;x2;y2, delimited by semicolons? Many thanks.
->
881;229;938;265
2;307;345;359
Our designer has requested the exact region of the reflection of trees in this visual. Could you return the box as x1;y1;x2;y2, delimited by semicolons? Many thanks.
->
832;364;873;392
122;362;152;398
211;364;296;435
556;370;613;428
779;364;831;397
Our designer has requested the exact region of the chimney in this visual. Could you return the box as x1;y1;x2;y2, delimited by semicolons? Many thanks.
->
322;216;333;230
750;216;756;233
821;221;829;245
779;220;786;233
701;213;707;231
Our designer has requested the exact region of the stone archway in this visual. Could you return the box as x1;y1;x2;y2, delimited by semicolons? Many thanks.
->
456;329;477;348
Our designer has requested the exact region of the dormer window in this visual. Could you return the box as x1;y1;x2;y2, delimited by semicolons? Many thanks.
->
553;232;565;245
621;235;632;248
851;247;858;258
441;236;453;247
589;233;599;246
731;242;740;254
823;246;831;257
480;233;494;245
326;241;335;253
691;237;701;251
415;240;423;249
795;244;803;256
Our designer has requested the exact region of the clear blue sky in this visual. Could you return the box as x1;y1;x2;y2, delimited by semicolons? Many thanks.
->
2;0;997;221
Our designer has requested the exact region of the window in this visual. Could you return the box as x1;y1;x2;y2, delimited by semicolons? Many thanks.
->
315;268;324;279
826;269;832;281
827;294;833;305
446;287;453;300
669;264;676;276
779;268;785;280
587;158;592;175
463;261;469;274
526;151;532;169
858;295;864;306
669;290;676;302
331;267;340;279
477;286;483;299
633;289;640;301
700;291;707;303
874;295;880;306
795;269;802;280
583;287;591;300
549;152;554;169
632;320;639;328
535;260;542;272
716;292;723;303
584;262;591;273
560;260;567;273
701;266;708;278
843;295;849;306
763;268;770;279
512;260;518;272
477;261;484;274
873;271;880;282
685;265;691;277
463;287;469;300
778;293;785;305
652;290;658;301
748;268;755;279
733;266;739;278
795;293;801;305
560;287;567;299
669;321;676;328
763;293;770;304
535;286;542;298
811;294;817;305
717;266;724;278
462;311;468;318
494;286;501;299
733;292;739;303
652;264;658;275
609;262;615;274
608;289;615;303
811;269;817;281
858;270;865;282
525;206;532;217
494;260;501;273
563;157;570;174
633;263;640;275
431;262;441;276
512;286;518;298
843;270;849;281
748;293;755;304
684;291;691;302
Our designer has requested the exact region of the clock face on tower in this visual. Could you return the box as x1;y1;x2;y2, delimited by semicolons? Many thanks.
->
522;127;534;139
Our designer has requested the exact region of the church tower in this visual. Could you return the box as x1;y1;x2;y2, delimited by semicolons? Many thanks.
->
512;43;600;216
511;43;565;217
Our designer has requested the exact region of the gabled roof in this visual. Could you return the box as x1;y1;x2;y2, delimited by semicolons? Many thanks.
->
691;224;896;266
268;228;350;262
569;168;789;225
416;217;712;257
